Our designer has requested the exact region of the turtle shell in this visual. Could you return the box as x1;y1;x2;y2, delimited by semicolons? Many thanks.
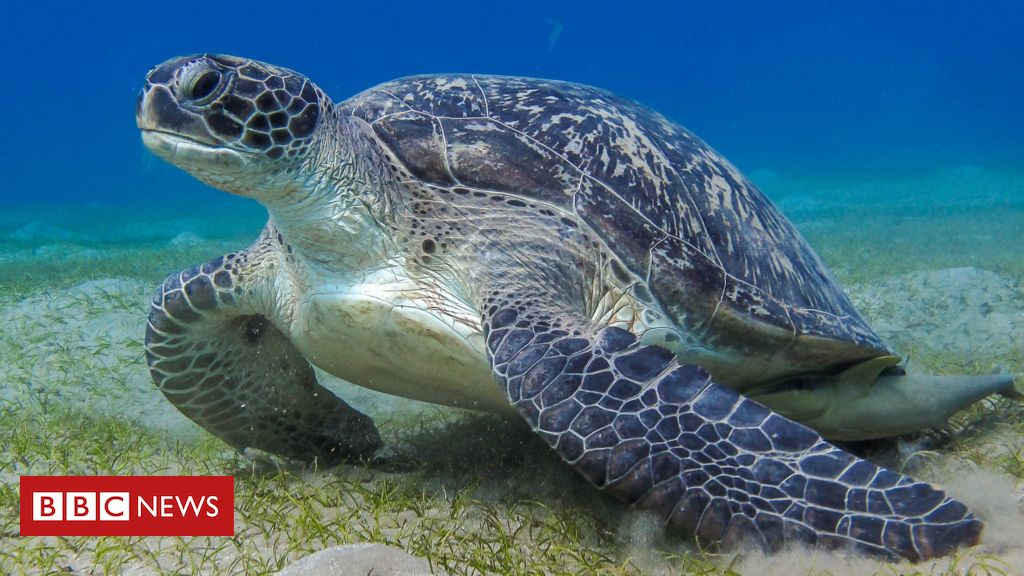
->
340;75;892;383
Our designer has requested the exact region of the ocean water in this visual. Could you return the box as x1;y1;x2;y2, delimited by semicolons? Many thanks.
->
1;1;1022;574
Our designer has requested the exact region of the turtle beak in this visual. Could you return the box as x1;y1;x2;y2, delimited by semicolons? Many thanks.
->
136;86;237;168
137;57;251;174
136;89;209;143
136;56;222;148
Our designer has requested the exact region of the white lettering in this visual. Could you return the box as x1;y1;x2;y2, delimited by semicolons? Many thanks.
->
205;495;219;517
99;492;130;521
135;493;223;518
66;492;96;521
160;495;174;516
33;492;63;521
137;496;158;517
177;495;203;517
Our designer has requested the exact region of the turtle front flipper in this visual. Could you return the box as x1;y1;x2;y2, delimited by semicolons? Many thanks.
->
480;291;981;561
145;251;381;465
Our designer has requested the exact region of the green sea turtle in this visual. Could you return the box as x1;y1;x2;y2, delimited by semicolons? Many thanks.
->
136;54;1020;561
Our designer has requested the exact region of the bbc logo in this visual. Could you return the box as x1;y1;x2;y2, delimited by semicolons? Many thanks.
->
21;476;234;536
33;492;130;521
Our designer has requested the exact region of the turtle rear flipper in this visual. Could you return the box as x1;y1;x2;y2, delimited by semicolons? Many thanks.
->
481;290;981;561
146;251;381;465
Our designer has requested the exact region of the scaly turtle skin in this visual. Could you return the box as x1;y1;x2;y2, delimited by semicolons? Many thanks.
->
137;54;1017;560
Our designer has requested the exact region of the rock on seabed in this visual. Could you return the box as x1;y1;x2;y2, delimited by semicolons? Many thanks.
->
277;543;443;576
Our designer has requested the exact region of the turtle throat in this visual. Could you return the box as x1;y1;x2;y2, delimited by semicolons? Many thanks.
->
261;116;398;272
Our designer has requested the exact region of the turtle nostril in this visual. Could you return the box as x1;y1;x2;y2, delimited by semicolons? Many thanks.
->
188;69;222;102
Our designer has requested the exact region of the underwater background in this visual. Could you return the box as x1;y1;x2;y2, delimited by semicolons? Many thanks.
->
2;0;1023;209
1;1;1022;574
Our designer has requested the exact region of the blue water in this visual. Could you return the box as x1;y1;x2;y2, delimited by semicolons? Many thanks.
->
1;0;1021;208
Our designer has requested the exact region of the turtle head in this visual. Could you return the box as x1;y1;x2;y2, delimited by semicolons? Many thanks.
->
137;54;330;197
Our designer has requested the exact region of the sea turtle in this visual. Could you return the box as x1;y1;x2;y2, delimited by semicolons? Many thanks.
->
136;54;1020;561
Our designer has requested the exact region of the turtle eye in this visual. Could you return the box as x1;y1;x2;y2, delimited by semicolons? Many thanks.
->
184;68;224;104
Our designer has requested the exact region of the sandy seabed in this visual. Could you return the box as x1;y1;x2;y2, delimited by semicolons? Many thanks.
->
1;165;1022;575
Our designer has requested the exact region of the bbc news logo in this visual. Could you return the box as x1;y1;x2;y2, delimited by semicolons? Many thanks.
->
20;476;234;536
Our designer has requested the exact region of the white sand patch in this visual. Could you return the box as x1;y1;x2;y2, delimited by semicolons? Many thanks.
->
0;278;197;433
169;230;205;247
945;468;1024;556
6;221;74;242
850;267;1024;361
